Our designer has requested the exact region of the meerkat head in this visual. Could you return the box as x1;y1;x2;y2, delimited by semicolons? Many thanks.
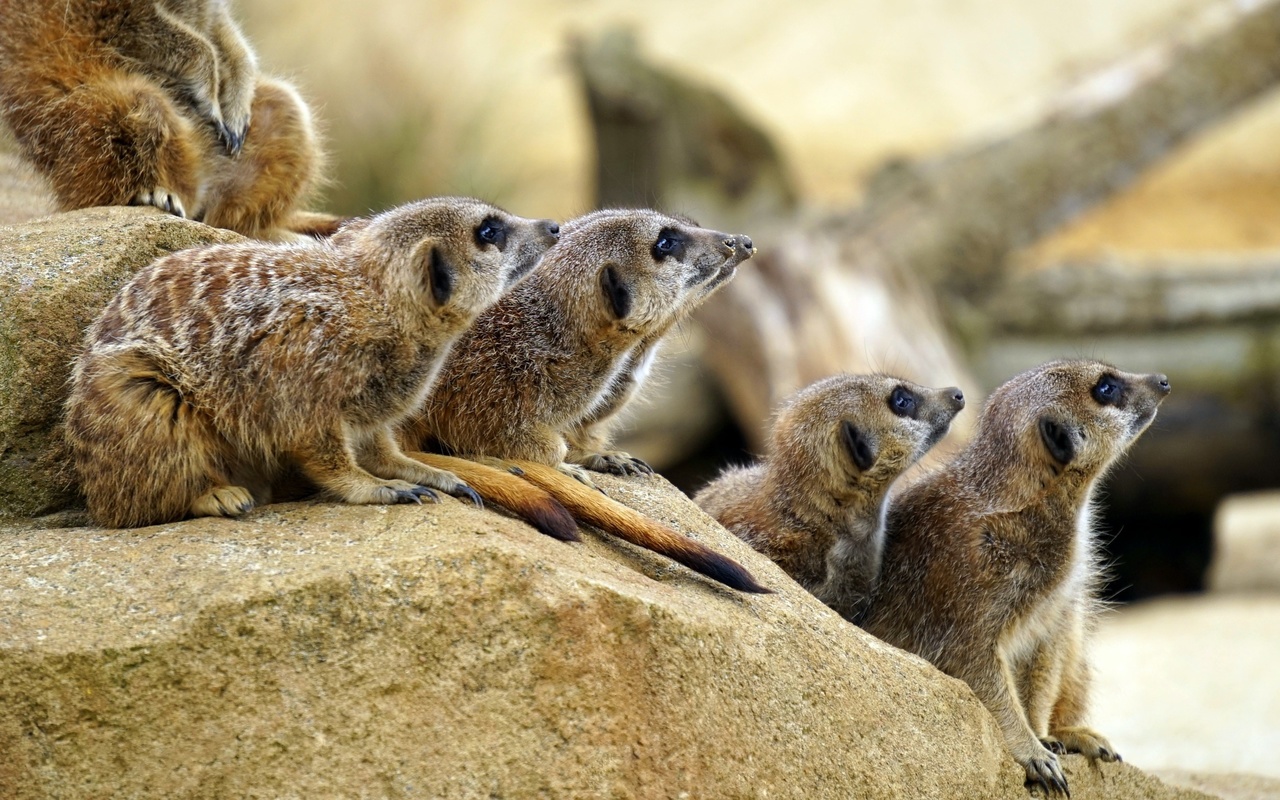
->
342;196;560;324
978;359;1170;480
555;209;753;336
770;374;965;502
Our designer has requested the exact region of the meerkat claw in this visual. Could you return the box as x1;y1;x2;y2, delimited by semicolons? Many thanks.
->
449;484;484;508
630;456;653;474
1041;737;1066;755
393;485;438;504
216;120;247;156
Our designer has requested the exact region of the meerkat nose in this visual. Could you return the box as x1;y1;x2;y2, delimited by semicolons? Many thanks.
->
947;387;965;409
741;235;753;251
1154;374;1171;394
545;221;560;237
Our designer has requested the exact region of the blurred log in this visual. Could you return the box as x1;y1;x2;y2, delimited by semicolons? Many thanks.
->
575;1;1280;455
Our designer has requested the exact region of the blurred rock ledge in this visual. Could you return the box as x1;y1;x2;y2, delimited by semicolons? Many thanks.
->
0;473;1210;799
1209;491;1280;593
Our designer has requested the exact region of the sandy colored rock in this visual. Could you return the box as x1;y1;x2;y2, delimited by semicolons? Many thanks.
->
0;207;241;519
0;474;1209;799
1091;593;1280;780
1209;491;1280;592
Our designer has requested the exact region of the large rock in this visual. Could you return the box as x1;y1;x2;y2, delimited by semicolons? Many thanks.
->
1209;491;1280;592
0;207;241;518
0;474;1209;799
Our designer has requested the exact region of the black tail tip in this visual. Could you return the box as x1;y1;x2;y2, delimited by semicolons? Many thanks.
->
688;551;772;594
526;498;580;542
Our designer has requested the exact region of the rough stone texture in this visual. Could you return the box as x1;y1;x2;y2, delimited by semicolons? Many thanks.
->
1209;491;1280;592
0;475;1210;799
0;207;241;518
1091;593;1280;780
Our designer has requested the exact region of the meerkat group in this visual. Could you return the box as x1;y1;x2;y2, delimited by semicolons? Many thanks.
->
30;2;1175;795
697;359;1168;796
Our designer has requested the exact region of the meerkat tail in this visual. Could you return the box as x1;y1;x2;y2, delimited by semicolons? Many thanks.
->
508;460;771;594
406;453;579;542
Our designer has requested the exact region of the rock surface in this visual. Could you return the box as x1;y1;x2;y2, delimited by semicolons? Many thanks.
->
0;207;241;518
0;474;1211;799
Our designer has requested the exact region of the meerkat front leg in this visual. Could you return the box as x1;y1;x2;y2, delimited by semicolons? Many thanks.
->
965;651;1070;797
1022;637;1069;753
356;428;482;506
294;426;438;506
207;4;258;154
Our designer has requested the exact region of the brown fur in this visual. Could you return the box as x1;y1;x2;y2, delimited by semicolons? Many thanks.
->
65;197;559;528
400;208;767;593
862;360;1170;796
695;374;964;620
0;0;329;239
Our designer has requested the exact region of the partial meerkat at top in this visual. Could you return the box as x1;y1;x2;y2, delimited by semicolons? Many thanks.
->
695;374;965;620
402;208;768;593
0;0;329;239
65;196;559;528
862;360;1170;797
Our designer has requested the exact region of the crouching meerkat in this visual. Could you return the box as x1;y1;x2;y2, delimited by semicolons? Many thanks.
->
403;208;769;593
862;360;1170;796
695;374;965;620
65;197;560;528
0;0;330;239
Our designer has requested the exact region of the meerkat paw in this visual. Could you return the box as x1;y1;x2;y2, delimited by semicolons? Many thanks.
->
576;450;654;476
398;465;484;508
214;91;251;156
133;188;187;218
1050;726;1120;762
1022;750;1069;797
361;480;439;505
557;462;604;492
190;486;255;518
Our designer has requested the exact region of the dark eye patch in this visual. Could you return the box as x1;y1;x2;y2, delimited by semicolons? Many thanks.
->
1092;374;1123;406
475;217;507;249
888;386;919;419
651;227;687;261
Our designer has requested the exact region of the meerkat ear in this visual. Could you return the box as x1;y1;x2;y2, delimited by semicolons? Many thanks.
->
600;263;631;319
841;421;877;472
1038;416;1077;466
427;245;454;307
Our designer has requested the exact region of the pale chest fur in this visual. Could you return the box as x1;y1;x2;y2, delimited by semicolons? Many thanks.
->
998;493;1097;666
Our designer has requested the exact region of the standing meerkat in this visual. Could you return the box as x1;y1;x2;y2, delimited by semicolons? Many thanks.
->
695;374;965;620
0;0;329;239
65;197;560;528
862;360;1170;797
403;208;769;593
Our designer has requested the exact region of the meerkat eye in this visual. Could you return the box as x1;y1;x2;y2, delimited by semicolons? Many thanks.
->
475;218;507;248
651;228;685;260
1092;375;1122;405
888;386;919;419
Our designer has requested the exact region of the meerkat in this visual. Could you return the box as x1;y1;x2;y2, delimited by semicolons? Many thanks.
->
694;374;965;620
65;197;560;528
402;208;768;593
0;0;330;240
861;360;1170;797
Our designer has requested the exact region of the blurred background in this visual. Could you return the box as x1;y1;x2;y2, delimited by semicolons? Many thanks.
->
237;1;1280;789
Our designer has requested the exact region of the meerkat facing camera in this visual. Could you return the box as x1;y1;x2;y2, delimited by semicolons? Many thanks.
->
65;197;559;528
696;374;964;620
862;360;1170;797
